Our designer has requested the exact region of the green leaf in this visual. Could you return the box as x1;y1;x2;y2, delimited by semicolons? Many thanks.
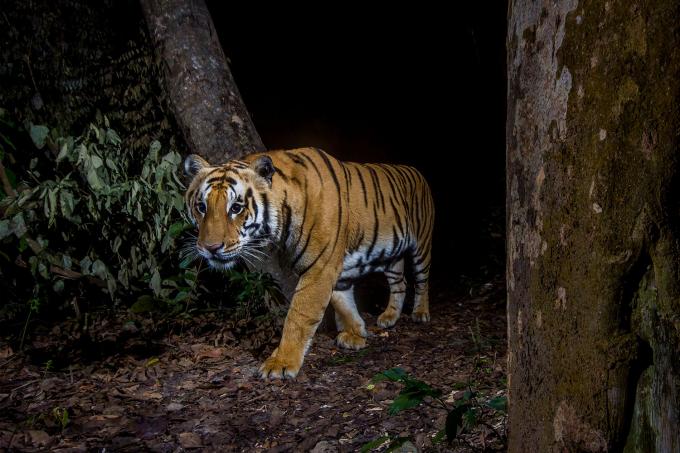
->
149;140;161;158
463;407;478;429
360;436;389;453
168;221;189;238
179;254;195;269
10;213;26;238
87;166;103;190
91;154;104;168
486;395;507;412
112;236;122;253
150;269;161;296
80;256;92;275
372;367;408;383
91;259;107;280
53;280;65;293
432;429;446;444
131;295;157;313
48;188;57;225
29;124;49;149
4;167;16;189
173;291;190;303
0;219;10;240
59;190;75;218
389;392;424;415
57;143;69;162
0;130;16;150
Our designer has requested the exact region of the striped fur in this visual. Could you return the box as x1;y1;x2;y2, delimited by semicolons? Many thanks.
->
184;148;434;379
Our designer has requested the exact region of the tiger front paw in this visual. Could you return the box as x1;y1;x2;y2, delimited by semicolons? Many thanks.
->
412;310;430;323
336;331;367;350
259;353;301;379
377;310;399;328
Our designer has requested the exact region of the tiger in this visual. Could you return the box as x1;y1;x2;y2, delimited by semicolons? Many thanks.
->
184;147;434;379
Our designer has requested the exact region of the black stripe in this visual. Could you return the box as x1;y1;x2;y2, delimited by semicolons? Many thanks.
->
301;152;323;181
315;149;343;254
354;165;369;206
365;208;380;258
367;166;384;211
291;221;315;268
261;193;271;235
286;151;308;168
280;201;293;245
298;242;329;275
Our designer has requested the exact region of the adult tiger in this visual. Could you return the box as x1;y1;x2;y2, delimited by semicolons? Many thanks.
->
184;148;434;379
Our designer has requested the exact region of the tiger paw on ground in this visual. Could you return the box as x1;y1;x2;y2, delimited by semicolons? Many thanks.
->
336;331;367;350
377;310;400;328
259;353;301;379
412;310;430;323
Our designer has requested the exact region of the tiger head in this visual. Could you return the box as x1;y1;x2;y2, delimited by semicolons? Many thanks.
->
183;154;277;270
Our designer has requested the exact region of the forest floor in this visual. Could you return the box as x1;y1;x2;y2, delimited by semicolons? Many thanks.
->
0;277;507;452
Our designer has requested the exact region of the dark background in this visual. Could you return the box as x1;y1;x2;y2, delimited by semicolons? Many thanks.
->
206;4;508;283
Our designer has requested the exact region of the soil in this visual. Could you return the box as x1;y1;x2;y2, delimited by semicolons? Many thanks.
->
0;278;506;452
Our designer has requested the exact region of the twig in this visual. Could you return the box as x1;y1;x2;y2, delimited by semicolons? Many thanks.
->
19;309;32;351
9;379;39;395
50;265;82;280
0;354;20;369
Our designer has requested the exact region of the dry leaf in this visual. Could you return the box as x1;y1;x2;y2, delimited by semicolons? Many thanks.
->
178;432;202;448
27;430;51;447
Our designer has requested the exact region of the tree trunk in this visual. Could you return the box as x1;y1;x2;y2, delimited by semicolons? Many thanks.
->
140;0;297;302
139;0;264;163
507;1;680;452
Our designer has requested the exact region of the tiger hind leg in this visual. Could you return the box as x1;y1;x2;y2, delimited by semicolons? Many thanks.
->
411;250;431;323
331;287;367;350
377;259;407;328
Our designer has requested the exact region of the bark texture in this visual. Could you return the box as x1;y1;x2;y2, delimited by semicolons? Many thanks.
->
140;0;264;163
507;1;680;451
140;0;297;301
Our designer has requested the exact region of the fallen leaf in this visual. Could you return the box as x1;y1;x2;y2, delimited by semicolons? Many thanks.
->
0;345;13;359
27;430;51;447
140;391;163;400
178;432;202;448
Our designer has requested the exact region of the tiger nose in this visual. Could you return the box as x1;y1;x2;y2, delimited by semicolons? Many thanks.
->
203;242;224;254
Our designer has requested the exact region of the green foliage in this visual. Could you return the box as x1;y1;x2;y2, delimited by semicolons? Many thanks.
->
51;407;70;431
228;269;285;320
371;367;442;415
367;368;507;446
360;436;410;453
0;110;283;348
1;113;190;308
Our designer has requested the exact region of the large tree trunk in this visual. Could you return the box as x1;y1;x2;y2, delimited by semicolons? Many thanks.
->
140;0;297;301
507;1;680;452
140;0;264;164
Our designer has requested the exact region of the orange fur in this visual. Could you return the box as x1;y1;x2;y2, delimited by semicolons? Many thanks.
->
185;148;434;378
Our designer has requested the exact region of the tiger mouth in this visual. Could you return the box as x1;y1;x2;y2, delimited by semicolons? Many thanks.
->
207;248;240;265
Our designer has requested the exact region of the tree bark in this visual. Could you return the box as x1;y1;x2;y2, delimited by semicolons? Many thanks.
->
507;1;680;452
140;0;297;302
140;0;264;163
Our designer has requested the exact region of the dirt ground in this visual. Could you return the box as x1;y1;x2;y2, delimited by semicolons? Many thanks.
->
0;279;507;452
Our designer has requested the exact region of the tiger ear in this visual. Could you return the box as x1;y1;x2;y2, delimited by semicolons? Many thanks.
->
252;155;275;184
184;154;210;177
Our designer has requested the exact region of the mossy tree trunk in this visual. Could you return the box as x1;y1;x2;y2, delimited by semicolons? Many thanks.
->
507;1;680;451
140;0;297;300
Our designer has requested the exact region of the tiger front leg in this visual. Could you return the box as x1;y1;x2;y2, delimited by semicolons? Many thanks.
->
259;272;334;379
